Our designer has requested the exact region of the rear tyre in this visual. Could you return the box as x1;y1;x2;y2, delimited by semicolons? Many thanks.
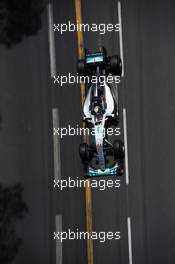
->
109;55;122;76
77;59;86;75
79;143;90;162
113;139;125;159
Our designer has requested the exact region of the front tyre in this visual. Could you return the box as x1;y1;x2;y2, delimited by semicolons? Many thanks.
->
79;143;90;162
113;139;125;159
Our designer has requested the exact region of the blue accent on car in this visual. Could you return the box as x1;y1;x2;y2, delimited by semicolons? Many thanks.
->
86;53;104;63
87;166;119;177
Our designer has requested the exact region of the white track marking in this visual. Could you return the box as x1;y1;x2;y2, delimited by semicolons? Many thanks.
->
47;3;56;78
117;1;124;77
48;5;62;264
56;214;63;264
52;108;61;180
118;4;132;263
127;217;133;264
123;108;129;185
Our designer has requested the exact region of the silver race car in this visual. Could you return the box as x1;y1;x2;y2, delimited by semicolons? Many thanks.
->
77;47;125;177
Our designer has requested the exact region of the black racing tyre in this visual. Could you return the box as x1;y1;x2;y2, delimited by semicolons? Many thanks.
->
113;139;125;159
79;143;90;162
77;59;86;75
117;166;124;176
109;55;122;76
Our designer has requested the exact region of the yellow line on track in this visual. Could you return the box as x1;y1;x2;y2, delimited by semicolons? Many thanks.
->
74;1;94;264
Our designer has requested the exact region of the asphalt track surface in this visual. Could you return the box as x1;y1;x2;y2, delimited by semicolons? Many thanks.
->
52;0;175;263
1;0;175;264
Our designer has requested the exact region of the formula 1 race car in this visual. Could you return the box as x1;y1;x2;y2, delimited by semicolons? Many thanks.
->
77;47;125;177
